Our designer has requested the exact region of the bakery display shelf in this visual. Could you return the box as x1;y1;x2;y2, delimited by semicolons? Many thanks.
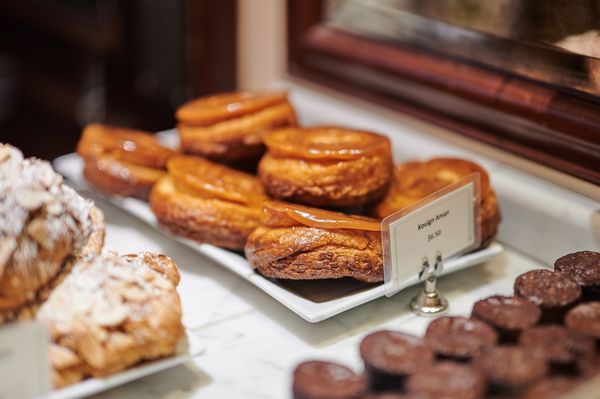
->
45;330;204;399
54;131;503;323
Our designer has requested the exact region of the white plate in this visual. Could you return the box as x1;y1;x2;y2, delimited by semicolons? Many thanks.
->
43;330;204;399
54;144;503;323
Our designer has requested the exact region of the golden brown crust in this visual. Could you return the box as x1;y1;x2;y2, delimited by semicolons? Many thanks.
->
245;202;384;282
480;189;501;247
82;156;166;200
38;252;184;387
245;226;383;283
2;206;105;324
178;101;296;163
259;128;393;208
150;175;262;250
77;124;175;200
374;158;500;246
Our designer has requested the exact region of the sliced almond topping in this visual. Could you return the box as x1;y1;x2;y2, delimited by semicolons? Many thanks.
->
48;344;82;369
90;302;128;327
121;286;147;302
78;334;107;369
15;188;49;210
0;237;16;278
27;218;53;250
0;146;11;162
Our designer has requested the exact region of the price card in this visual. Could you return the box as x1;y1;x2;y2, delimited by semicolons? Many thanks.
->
0;321;51;399
381;174;481;296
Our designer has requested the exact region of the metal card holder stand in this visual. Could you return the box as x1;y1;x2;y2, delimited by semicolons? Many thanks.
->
381;173;481;316
410;252;448;316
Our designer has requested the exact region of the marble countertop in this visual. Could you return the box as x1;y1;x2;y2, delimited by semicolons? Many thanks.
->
86;195;544;399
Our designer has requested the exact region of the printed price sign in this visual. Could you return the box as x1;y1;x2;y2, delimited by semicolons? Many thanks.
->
0;321;51;399
381;174;481;296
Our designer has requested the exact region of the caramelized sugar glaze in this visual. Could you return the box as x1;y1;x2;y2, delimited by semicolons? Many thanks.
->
177;91;296;164
259;127;394;208
77;124;176;200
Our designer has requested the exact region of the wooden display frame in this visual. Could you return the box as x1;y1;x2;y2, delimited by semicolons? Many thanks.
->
287;0;600;184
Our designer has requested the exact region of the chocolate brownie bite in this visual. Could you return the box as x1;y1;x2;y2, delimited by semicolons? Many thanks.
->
522;377;579;399
555;251;600;301
424;316;498;361
292;361;366;399
519;325;595;375
566;302;600;350
360;330;434;391
514;269;581;324
474;346;547;393
406;361;487;399
576;353;600;377
471;295;541;343
362;394;430;399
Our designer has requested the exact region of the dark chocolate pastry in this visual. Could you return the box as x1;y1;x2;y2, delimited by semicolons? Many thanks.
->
474;346;547;391
519;325;594;375
471;295;541;343
359;330;434;391
522;377;579;399
565;302;600;349
406;361;487;399
555;251;600;301
292;360;366;399
424;316;498;361
514;269;581;324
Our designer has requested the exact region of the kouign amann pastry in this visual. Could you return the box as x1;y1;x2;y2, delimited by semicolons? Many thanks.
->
177;91;296;164
245;201;383;282
259;127;393;208
77;123;176;200
374;158;500;247
150;155;267;250
0;144;104;323
37;252;184;388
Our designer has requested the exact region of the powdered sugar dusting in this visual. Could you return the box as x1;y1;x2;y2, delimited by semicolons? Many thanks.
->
0;144;93;255
37;251;176;325
0;144;96;311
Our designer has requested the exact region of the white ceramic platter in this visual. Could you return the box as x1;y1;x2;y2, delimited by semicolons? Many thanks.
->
54;136;503;323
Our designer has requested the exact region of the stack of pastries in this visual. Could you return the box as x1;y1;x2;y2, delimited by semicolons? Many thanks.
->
0;144;184;388
77;89;501;284
176;91;296;164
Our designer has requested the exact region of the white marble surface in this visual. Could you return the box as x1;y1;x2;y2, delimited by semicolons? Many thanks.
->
84;196;545;399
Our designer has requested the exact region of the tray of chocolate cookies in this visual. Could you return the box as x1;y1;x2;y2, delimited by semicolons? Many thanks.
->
0;144;204;398
54;90;503;322
291;251;600;399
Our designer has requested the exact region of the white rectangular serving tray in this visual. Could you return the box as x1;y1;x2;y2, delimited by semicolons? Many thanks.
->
43;330;204;399
54;147;502;323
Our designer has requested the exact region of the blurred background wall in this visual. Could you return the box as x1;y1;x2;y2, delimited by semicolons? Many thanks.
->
0;0;237;159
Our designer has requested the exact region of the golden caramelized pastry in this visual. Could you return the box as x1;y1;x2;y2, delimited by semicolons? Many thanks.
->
37;252;184;388
77;123;176;200
150;155;267;250
374;158;501;247
258;127;394;208
245;201;383;282
176;91;296;164
0;144;104;324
